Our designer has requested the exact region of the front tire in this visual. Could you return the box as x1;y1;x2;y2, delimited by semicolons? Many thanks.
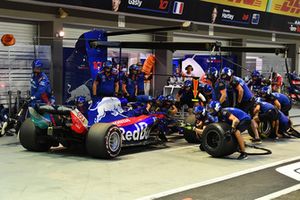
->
202;123;238;158
19;118;51;152
86;123;122;159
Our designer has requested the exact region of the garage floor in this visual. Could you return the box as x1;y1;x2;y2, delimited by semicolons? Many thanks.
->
1;109;300;200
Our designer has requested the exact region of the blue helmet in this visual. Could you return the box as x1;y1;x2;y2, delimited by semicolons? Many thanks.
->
184;80;192;88
103;61;113;69
32;59;43;70
75;96;86;104
251;70;260;78
206;67;219;82
206;100;222;115
220;67;234;81
165;95;175;102
255;97;263;103
156;95;166;102
203;84;213;94
129;64;139;71
194;105;206;117
260;86;271;96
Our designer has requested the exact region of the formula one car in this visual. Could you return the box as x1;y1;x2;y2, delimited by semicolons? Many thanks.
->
19;97;166;159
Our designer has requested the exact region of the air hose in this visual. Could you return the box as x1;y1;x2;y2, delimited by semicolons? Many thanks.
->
245;143;272;156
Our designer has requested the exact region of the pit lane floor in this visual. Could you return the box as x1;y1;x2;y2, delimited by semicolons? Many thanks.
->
1;111;300;200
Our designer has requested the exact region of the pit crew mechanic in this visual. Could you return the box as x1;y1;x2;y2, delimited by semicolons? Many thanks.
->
260;86;292;116
206;67;230;107
220;67;254;113
247;70;263;94
207;101;261;160
176;80;194;108
123;64;138;102
252;98;281;139
193;105;217;138
92;61;119;98
30;59;55;105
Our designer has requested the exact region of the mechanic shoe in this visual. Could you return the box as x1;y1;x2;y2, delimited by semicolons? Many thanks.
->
250;138;262;144
237;152;248;160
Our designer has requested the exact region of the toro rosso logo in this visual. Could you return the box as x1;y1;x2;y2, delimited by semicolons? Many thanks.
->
120;122;150;141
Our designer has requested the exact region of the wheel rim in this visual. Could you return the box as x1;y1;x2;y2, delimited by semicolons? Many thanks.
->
206;130;220;149
259;121;271;138
108;129;121;152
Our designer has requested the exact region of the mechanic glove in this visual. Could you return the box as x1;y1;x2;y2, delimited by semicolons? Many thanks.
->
30;96;36;101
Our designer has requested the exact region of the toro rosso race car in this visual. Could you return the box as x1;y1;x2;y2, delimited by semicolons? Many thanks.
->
19;97;165;159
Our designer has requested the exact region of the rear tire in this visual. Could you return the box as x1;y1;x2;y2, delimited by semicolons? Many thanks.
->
202;123;238;158
19;118;51;152
86;123;122;159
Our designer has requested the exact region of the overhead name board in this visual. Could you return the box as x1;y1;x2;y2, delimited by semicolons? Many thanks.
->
32;0;300;34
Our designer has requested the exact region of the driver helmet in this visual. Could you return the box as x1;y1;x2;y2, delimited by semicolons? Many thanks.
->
220;67;234;81
206;100;222;115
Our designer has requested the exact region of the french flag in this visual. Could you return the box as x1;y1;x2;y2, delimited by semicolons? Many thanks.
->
173;1;184;15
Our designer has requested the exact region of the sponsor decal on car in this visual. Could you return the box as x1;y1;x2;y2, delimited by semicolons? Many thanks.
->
120;122;150;141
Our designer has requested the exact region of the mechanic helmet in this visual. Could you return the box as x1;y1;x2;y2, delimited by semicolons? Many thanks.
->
156;95;166;102
255;97;263;103
220;67;234;81
184;80;192;88
75;96;86;104
260;86;272;97
251;70;260;78
103;60;113;71
206;100;222;115
165;95;175;102
203;84;213;94
194;105;206;117
206;67;219;82
32;59;43;70
129;64;139;74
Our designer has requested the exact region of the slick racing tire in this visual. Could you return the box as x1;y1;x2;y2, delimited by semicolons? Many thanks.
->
248;120;272;139
183;125;201;144
19;119;51;152
86;123;122;159
202;123;238;158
